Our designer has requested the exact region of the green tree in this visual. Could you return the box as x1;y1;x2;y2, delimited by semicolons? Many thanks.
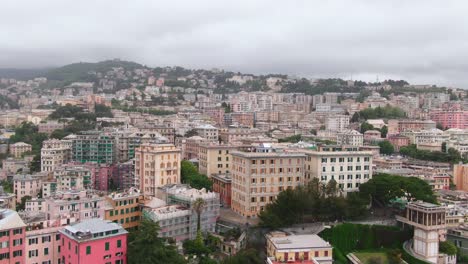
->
439;241;457;255
221;249;263;264
16;195;32;211
380;125;388;138
378;140;394;155
184;129;198;138
181;161;212;190
359;173;437;205
360;122;374;133
128;218;186;264
193;198;206;232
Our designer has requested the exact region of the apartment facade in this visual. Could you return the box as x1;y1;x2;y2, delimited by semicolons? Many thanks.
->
72;131;116;164
59;219;128;264
10;142;32;158
104;188;142;230
13;174;42;203
198;144;237;177
230;150;305;218
336;130;364;146
195;124;219;142
135;144;181;197
41;138;72;173
302;146;373;192
0;209;26;264
325;114;349;132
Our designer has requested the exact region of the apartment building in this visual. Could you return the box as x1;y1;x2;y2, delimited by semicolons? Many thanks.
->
0;187;15;209
10;142;32;158
198;144;237;177
182;136;207;160
25;190;107;227
59;219;127;264
0;209;26;264
104;188;142;230
135;144;181;197
325;114;349;132
387;119;436;135
266;231;333;264
195;124;219;142
212;173;232;208
72;131;116;164
155;184;220;240
24;225;61;264
302;146;373;192
41;138;72;173
13;174;43;203
38;121;65;135
230;149;306;218
219;128;263;144
430;103;468;129
143;204;192;242
336;130;364;146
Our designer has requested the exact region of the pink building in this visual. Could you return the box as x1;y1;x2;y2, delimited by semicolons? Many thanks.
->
388;135;410;152
429;103;468;129
59;219;127;264
0;209;26;263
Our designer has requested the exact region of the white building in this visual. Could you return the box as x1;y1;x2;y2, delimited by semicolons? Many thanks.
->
302;146;373;192
325;115;350;132
336;130;364;146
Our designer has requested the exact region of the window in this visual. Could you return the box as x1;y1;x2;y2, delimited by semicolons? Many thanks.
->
117;240;122;248
86;246;91;255
44;248;49;256
322;167;326;172
13;229;22;235
110;211;114;216
325;251;329;257
105;242;110;251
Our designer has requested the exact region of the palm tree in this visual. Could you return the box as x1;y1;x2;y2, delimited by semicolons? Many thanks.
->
193;198;206;232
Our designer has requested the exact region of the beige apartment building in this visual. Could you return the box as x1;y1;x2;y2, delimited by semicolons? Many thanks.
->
135;144;181;197
10;142;32;158
230;149;306;218
198;144;238;177
301;146;373;192
40;138;72;173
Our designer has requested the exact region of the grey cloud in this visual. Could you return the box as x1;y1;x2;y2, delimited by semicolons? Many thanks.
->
1;0;468;88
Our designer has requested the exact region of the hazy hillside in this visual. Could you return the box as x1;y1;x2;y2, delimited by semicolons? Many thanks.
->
0;68;49;80
44;60;145;82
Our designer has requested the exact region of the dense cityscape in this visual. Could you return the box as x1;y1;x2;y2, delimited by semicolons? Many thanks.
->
0;59;466;264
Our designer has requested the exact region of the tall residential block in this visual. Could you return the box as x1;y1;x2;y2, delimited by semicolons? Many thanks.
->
198;144;236;177
59;219;128;264
230;149;305;218
71;131;116;164
41;138;72;173
135;144;181;197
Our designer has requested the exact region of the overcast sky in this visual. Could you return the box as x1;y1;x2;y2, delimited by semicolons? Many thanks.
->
1;0;467;88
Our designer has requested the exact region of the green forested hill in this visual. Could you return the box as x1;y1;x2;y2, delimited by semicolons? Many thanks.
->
44;60;145;82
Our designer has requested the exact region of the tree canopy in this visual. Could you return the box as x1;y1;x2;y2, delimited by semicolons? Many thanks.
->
358;173;437;205
352;105;406;121
259;179;368;228
399;144;464;163
128;218;186;264
378;140;394;155
181;160;212;190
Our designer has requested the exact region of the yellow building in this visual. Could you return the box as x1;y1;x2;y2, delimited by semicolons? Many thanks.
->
454;164;468;192
230;149;305;218
135;143;181;197
198;144;238;177
104;188;143;230
266;231;333;264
